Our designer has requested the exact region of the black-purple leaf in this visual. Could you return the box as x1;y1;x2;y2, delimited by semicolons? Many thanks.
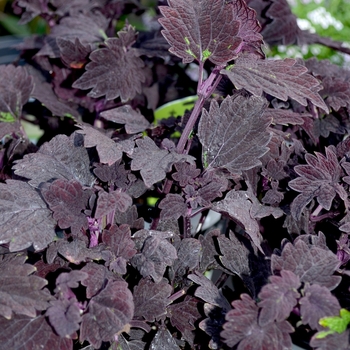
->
289;147;341;220
131;234;178;283
102;224;137;275
133;278;172;322
199;229;221;272
222;55;329;112
167;296;201;345
158;194;188;221
0;314;72;350
0;254;51;319
46;298;81;338
0;65;33;120
198;95;271;173
150;327;180;350
0;180;56;252
258;270;301;327
159;0;262;65
130;136;194;187
299;284;341;330
100;105;150;134
73;26;146;102
80;280;134;349
264;108;306;126
188;272;231;311
214;190;263;252
41;179;88;233
13;134;95;188
115;205;144;230
271;239;341;290
95;190;132;219
172;162;201;187
173;238;202;276
217;230;250;277
57;37;91;69
221;294;294;350
57;240;102;264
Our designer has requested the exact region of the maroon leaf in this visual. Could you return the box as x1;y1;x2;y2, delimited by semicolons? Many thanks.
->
41;179;88;233
158;194;188;220
188;272;231;310
133;278;172;322
100;105;150;134
95;190;132;219
271;239;341;290
221;294;294;350
198;95;271;174
73;25;146;102
130;136;194;187
289;147;341;219
214;190;263;252
0;180;56;252
131;233;177;283
46;298;81;338
167;296;201;345
222;55;329;112
159;0;245;64
0;65;33;120
217;230;250;277
299;284;341;330
0;254;51;319
0;314;72;350
258;270;301;327
80;280;134;349
263;108;306;126
102;224;137;275
13;133;95;188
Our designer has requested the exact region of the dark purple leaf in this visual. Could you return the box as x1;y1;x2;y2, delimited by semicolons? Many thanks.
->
217;230;250;277
159;0;262;65
167;296;201;345
73;25;146;102
214;190;263;252
57;37;91;69
102;224;137;275
150;326;180;350
16;0;48;24
310;329;350;350
57;240;103;264
130;136;194;187
0;254;51;319
173;238;202;276
46;298;81;338
198;95;271;173
77;124;135;166
289;147;341;219
55;270;88;291
100;105;150;134
320;77;350;111
0;65;33;120
0;314;72;350
172;162;201;187
199;229;221;272
13;133;95;188
188;272;231;311
158;194;188;220
271;239;341;290
81;263;120;299
263;108;306;126
221;294;294;350
299;284;341;330
131;233;177;283
95;190;132;219
28;67;79;118
0;180;56;251
222;55;329;112
41;179;88;233
115;205;144;230
258;270;300;327
133;278;172;322
80;280;134;349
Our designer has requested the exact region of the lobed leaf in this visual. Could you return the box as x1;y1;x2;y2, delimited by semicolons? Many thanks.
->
222;55;329;112
198;95;271;174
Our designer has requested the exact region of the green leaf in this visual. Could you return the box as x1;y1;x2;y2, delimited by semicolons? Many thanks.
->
316;308;350;339
0;112;15;122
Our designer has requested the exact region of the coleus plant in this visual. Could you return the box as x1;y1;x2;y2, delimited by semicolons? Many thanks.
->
0;0;350;349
